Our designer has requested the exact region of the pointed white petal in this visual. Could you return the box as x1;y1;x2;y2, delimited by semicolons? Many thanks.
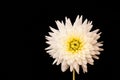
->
96;43;103;46
45;36;52;40
73;62;79;74
56;59;62;65
73;15;83;28
82;64;87;73
65;17;72;28
99;48;104;51
96;51;100;55
90;51;97;55
92;55;99;59
48;32;53;36
87;58;94;65
61;61;69;72
92;29;100;33
49;26;58;33
82;59;87;65
87;25;93;32
45;46;52;50
89;21;93;25
98;32;102;35
55;20;65;32
53;59;58;64
70;65;73;72
75;57;82;65
79;15;83;24
67;58;74;65
83;19;88;25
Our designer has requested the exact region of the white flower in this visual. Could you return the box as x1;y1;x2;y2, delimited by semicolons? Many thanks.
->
45;15;103;74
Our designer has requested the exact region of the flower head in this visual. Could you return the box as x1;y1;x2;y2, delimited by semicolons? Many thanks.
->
45;15;103;74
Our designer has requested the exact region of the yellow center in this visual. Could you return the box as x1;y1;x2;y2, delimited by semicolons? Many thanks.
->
66;36;84;54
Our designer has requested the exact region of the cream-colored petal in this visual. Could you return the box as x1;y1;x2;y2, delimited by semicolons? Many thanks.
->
73;62;79;74
55;20;64;32
65;17;72;28
83;19;88;25
95;43;103;46
67;58;74;65
61;61;69;72
99;48;104;51
87;58;94;65
90;51;97;55
48;32;59;37
86;25;93;32
53;58;58;64
45;46;52;50
70;65;73;72
86;54;92;59
73;15;83;27
82;64;87;73
49;26;59;33
56;58;62;65
82;59;87;65
92;29;100;33
53;52;59;58
75;57;82;65
95;51;100;55
92;55;99;59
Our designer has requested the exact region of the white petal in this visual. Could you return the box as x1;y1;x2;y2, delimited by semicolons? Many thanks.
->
53;52;59;58
86;54;92;59
83;19;88;25
70;65;73;72
53;59;58;64
48;32;53;36
79;15;83;24
87;58;94;65
61;61;69;72
88;21;93;25
99;48;104;51
90;51;97;55
55;20;65;32
49;26;58;33
95;51;100;55
65;17;72;28
56;58;62;65
92;51;100;55
98;32;102;35
48;32;58;37
45;36;52;40
94;46;100;50
82;64;87;73
86;25;93;32
45;46;52;50
73;15;82;27
92;29;100;33
92;55;99;59
96;43;103;46
75;57;82;65
82;59;87;65
73;62;79;74
67;58;74;65
80;54;86;60
94;35;100;40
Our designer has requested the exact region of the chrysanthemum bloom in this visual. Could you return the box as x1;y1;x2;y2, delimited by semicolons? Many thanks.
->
45;15;103;74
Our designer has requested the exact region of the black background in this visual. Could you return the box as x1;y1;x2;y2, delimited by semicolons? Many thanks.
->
24;4;119;80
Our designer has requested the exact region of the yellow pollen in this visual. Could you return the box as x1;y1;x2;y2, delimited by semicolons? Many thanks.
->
66;36;83;54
